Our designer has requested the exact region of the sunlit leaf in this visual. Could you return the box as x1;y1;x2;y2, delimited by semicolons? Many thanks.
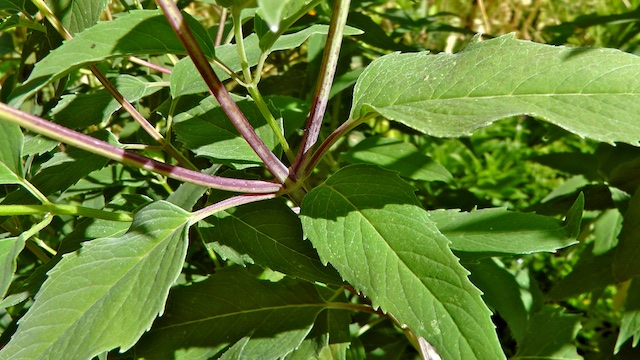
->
0;236;25;299
0;121;23;184
0;201;191;359
351;33;640;145
300;165;504;359
616;277;640;353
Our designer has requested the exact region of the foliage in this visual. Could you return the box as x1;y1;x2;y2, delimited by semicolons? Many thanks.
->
1;0;640;359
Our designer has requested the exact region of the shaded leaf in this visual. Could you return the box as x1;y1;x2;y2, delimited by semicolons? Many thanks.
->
430;193;583;257
172;95;279;169
134;266;326;359
514;306;582;359
0;236;25;299
50;0;109;35
341;136;453;183
351;33;640;145
0;121;23;184
614;187;640;281
50;75;163;129
300;165;504;359
592;208;622;255
0;201;191;359
616;277;640;353
201;198;341;284
171;25;362;97
9;10;214;106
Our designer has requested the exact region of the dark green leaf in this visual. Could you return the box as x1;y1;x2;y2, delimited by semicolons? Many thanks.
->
592;208;622;255
50;0;109;35
514;306;582;359
616;277;640;353
0;121;23;184
341;136;453;183
0;201;191;359
172;95;279;169
430;194;583;257
300;165;504;359
614;188;640;281
351;34;640;145
9;10;214;106
50;75;163;129
201;198;341;284
134;266;326;359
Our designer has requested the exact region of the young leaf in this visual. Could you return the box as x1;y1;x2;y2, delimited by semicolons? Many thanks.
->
9;10;214;106
200;198;341;285
134;266;326;359
514;306;582;359
257;0;291;32
50;75;163;129
429;193;583;257
300;165;504;359
0;121;23;184
0;201;191;359
351;33;640;145
340;136;453;183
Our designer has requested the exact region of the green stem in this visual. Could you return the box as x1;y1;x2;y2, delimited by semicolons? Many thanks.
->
232;8;254;84
19;178;50;205
247;86;295;163
0;204;134;222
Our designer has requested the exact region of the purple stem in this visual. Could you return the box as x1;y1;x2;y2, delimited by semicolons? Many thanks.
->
0;103;281;193
155;0;289;184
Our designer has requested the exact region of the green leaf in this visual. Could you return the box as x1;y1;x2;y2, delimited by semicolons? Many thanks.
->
592;208;622;255
172;95;279;169
50;0;109;35
0;0;36;14
0;121;23;184
1;131;113;204
615;277;640;353
351;33;640;145
300;165;504;359
340;136;453;183
614;187;640;281
514;306;582;359
0;201;191;359
0;236;25;299
9;10;214;107
50;75;163;129
429;193;583;257
257;0;291;32
201;198;341;285
134;266;326;359
171;24;362;97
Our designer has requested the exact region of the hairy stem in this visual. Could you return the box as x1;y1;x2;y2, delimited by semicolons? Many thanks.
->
291;0;351;178
191;193;277;223
0;103;282;193
0;204;133;222
155;0;289;184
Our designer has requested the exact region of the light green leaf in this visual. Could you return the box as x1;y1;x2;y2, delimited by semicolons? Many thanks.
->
0;121;23;184
201;198;341;285
614;187;640;281
592;208;622;255
0;236;25;299
257;0;291;32
615;277;640;353
134;266;326;359
340;136;453;183
50;75;163;129
351;33;640;145
514;306;582;359
300;165;504;360
171;25;362;97
50;0;109;35
0;201;191;360
430;193;583;257
173;95;279;169
9;10;214;106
